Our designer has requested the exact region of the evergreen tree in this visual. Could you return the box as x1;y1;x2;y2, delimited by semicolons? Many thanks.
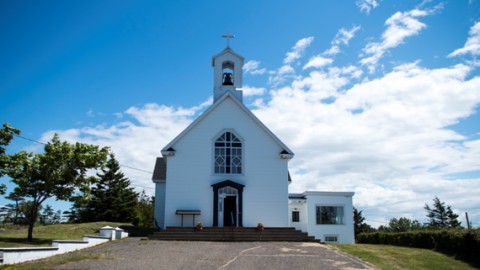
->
353;207;375;239
63;209;78;223
353;207;365;238
424;197;461;228
69;191;93;223
54;210;62;223
40;204;55;224
80;153;138;222
5;191;24;224
134;191;154;228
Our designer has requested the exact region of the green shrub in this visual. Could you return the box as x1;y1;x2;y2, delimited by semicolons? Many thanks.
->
357;229;480;267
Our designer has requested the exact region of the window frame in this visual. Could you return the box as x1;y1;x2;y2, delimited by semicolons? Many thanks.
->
213;130;244;175
324;235;339;243
315;205;345;225
291;211;300;222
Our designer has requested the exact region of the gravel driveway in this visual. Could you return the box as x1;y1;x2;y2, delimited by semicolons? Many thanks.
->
56;237;376;270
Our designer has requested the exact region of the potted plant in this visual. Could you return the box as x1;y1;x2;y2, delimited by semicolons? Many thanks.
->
256;222;264;231
195;221;203;231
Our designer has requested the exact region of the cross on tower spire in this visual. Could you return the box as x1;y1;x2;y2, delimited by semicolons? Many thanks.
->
222;32;235;48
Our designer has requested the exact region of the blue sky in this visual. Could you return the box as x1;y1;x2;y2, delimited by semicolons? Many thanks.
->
1;0;479;227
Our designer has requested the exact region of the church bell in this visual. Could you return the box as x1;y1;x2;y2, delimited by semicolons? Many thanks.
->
222;72;234;85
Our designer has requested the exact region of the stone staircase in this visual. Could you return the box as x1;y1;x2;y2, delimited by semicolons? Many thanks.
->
149;227;319;242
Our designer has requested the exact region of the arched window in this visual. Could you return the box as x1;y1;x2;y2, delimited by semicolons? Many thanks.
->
214;131;242;174
219;186;238;196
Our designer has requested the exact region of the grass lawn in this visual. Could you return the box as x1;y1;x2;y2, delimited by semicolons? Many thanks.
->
335;244;476;270
0;222;129;248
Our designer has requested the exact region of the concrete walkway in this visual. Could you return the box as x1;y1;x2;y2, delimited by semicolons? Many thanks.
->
56;238;377;270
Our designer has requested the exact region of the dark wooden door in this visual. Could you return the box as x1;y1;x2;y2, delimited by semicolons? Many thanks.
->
223;196;236;226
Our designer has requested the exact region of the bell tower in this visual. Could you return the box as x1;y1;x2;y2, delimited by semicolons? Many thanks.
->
212;34;244;103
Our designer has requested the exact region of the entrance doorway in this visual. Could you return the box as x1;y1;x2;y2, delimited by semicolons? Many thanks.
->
223;196;237;226
211;180;244;227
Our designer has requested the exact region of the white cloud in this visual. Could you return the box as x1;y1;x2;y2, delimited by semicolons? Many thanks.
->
336;65;363;79
303;56;333;70
284;37;315;64
360;8;434;71
269;37;314;86
86;109;94;117
85;109;105;118
243;60;267;75
449;21;480;57
356;0;380;15
324;25;361;56
242;86;266;97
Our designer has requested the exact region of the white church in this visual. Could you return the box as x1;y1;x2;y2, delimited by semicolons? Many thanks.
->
152;40;355;244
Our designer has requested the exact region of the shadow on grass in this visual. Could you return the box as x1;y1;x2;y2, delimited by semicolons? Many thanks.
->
0;237;53;247
0;252;108;270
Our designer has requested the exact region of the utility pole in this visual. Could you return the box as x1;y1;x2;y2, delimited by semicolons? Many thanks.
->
465;212;471;229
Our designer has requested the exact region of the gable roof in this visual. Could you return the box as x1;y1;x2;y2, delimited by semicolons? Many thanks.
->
161;92;294;156
211;47;244;66
152;157;166;182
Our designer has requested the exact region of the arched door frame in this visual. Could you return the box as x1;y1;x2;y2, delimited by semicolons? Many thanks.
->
211;180;244;227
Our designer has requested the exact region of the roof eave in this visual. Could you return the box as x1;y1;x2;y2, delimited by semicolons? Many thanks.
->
211;47;245;66
161;92;294;156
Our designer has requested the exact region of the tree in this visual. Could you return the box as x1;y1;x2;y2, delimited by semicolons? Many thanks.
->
380;217;423;232
134;191;154;228
6;134;109;241
5;191;24;224
0;123;21;195
63;209;79;223
353;207;375;239
15;201;42;225
78;153;138;223
40;204;55;224
424;197;461;228
53;210;62;223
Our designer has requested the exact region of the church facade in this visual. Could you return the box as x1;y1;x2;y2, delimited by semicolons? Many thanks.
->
152;44;355;244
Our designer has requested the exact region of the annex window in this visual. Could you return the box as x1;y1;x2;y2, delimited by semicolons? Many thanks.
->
316;206;344;225
324;235;338;243
292;211;300;222
214;131;242;174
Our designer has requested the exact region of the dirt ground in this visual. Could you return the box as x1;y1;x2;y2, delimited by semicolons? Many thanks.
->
54;238;376;270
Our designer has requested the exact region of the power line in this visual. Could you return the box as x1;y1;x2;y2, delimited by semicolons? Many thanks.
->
120;164;153;174
131;183;155;190
12;133;153;175
14;134;46;145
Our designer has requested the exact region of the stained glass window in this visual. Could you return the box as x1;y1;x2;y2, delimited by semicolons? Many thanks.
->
215;132;242;174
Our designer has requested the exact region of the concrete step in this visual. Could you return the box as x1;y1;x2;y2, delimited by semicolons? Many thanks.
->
149;227;319;242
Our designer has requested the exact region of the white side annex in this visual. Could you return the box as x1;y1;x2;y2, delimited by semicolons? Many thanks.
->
289;192;355;244
152;43;355;244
